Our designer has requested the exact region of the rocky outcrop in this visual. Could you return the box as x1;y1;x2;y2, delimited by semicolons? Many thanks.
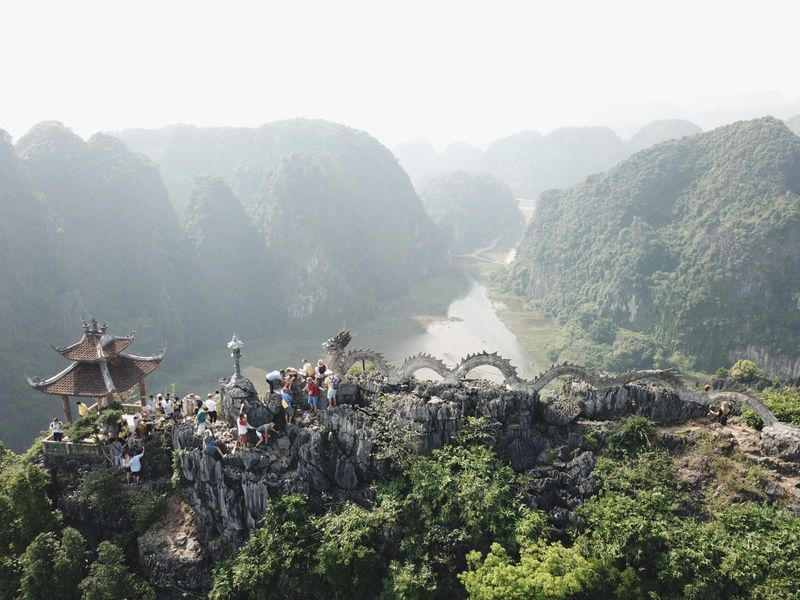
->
137;496;209;590
573;382;709;422
761;424;800;461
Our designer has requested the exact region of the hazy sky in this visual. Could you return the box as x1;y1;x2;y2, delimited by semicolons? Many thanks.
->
2;0;799;148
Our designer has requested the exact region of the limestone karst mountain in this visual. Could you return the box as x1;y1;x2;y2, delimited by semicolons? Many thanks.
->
507;117;800;374
0;123;195;450
392;119;702;196
417;171;522;254
120;118;446;330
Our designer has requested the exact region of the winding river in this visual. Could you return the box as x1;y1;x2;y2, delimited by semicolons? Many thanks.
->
244;200;536;387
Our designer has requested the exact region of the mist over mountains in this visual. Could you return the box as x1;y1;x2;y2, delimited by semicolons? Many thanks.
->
0;120;446;450
394;119;702;196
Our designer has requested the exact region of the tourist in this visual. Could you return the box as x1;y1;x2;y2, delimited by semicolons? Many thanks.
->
304;377;319;413
196;405;208;436
109;437;124;469
265;369;285;394
235;406;255;452
160;394;175;419
281;386;295;424
315;359;328;387
302;358;315;379
126;446;145;484
326;375;338;408
182;394;194;419
49;417;64;442
76;400;90;418
255;422;276;447
193;394;203;415
147;394;157;412
205;393;218;427
709;400;731;426
201;431;224;459
284;367;300;389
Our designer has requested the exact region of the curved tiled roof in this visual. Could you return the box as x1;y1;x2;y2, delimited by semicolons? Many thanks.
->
56;333;134;362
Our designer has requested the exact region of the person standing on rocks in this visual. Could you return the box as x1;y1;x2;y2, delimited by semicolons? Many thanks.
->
315;359;328;387
125;446;145;484
302;358;314;379
49;417;64;442
205;393;218;429
305;377;320;413
326;375;339;409
235;406;255;452
195;405;208;436
201;431;224;459
281;386;295;424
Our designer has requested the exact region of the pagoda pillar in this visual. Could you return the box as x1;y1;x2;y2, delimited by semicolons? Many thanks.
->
61;395;73;423
138;379;147;403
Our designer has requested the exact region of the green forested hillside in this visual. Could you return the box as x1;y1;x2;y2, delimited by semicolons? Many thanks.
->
418;171;522;253
507;117;800;374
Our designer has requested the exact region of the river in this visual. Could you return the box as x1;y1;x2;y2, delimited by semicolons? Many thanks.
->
243;200;536;388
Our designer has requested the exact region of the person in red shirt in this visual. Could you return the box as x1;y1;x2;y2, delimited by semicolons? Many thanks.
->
304;377;320;413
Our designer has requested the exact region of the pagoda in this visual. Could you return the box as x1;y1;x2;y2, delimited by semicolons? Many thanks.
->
27;318;165;422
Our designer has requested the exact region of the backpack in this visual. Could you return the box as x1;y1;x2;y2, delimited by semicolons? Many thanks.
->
331;377;340;391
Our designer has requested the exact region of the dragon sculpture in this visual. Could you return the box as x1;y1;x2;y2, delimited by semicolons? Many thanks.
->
322;330;782;427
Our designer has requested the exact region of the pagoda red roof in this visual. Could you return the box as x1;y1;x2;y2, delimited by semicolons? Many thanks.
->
27;319;164;398
56;333;134;361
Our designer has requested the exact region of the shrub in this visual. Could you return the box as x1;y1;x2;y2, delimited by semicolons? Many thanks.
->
729;359;762;384
739;406;763;430
715;367;729;379
380;560;437;600
606;416;657;457
762;388;800;425
78;541;154;600
129;490;167;535
77;468;120;512
460;541;605;600
208;494;318;600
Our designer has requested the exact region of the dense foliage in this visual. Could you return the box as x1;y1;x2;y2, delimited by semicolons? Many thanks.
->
508;117;800;372
0;444;156;599
418;171;523;253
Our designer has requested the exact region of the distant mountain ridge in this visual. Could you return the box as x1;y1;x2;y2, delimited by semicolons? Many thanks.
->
506;117;800;375
393;119;702;195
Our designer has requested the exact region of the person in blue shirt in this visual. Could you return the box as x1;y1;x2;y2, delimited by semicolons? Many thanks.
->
201;431;224;459
281;386;295;424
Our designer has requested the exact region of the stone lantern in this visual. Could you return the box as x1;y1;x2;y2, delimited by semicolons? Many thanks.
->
227;334;245;385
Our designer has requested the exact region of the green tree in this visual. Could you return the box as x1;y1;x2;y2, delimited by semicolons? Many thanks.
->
78;541;154;600
459;541;604;599
315;501;397;599
729;359;763;384
208;494;318;600
19;527;86;600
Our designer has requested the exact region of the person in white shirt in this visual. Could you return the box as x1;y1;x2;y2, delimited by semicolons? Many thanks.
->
161;395;174;419
49;418;64;442
205;393;218;427
126;447;145;484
